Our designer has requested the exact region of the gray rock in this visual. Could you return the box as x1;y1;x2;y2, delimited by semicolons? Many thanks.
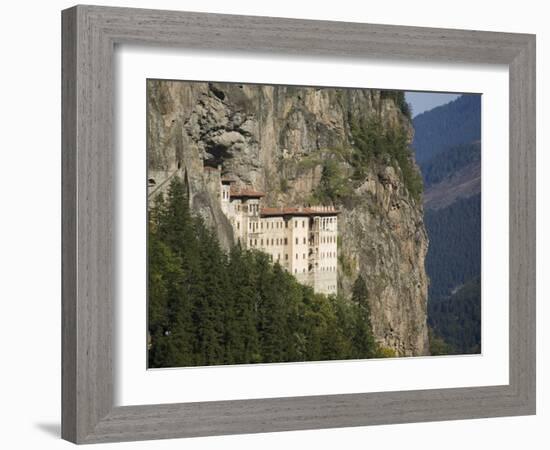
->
147;80;429;356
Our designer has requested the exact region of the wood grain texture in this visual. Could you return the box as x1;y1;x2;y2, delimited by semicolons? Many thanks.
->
61;4;536;444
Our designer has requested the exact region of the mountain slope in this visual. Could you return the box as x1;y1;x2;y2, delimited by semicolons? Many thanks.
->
428;277;481;354
148;81;430;356
422;141;481;210
412;95;481;163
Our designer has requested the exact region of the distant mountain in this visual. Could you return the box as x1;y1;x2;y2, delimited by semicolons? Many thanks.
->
420;141;480;189
413;94;482;356
424;194;481;301
412;95;481;163
421;141;481;210
428;276;481;354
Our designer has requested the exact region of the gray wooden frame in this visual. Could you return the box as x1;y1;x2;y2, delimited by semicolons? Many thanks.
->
61;4;536;444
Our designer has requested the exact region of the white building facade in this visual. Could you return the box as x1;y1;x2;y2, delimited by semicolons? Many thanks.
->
220;177;339;295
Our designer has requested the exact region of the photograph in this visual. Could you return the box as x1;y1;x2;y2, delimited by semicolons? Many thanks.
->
146;80;481;368
1;1;542;447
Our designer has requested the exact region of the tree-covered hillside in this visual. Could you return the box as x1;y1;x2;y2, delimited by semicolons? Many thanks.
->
411;93;482;356
420;141;481;188
424;193;481;301
148;178;391;368
428;277;481;354
412;95;481;163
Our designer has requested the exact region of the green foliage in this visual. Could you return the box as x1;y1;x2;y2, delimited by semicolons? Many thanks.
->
148;178;382;367
375;347;397;358
350;116;423;202
428;327;453;356
428;277;481;355
350;276;377;358
380;90;411;119
312;159;354;205
279;178;289;193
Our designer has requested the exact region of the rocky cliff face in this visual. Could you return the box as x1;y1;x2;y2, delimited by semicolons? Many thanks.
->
147;80;429;356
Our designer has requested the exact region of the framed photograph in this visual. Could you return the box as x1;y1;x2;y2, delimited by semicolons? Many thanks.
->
62;5;536;444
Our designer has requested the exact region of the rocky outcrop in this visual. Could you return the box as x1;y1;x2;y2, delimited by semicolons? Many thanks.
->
147;80;429;356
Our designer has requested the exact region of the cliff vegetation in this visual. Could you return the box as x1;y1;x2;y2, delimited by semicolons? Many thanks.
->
147;81;430;356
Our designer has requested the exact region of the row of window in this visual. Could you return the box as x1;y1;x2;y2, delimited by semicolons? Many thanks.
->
244;218;310;231
258;251;336;271
244;223;336;243
250;237;289;247
318;217;337;228
292;266;337;274
248;236;314;247
320;235;336;244
248;238;337;259
268;254;288;262
236;203;260;214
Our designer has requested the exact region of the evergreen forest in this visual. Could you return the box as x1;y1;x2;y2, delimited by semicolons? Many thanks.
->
148;178;388;368
412;94;482;356
412;95;481;163
428;277;481;354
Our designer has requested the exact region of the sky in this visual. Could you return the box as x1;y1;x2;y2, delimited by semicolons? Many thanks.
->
405;92;461;117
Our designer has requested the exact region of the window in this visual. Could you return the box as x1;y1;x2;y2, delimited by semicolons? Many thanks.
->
302;220;305;228
296;253;298;260
303;237;306;244
271;239;274;245
261;223;263;230
285;254;288;260
295;238;298;245
254;239;257;246
284;238;288;245
261;239;263;246
237;222;240;230
285;222;288;229
303;268;306;273
303;253;306;259
276;239;279;245
249;240;253;247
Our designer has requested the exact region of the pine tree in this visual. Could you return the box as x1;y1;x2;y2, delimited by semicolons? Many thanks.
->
194;217;227;365
148;193;194;367
227;245;261;363
257;259;289;363
148;177;390;368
